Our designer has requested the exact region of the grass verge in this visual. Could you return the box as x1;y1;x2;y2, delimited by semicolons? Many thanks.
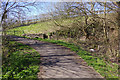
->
2;41;40;79
23;36;118;80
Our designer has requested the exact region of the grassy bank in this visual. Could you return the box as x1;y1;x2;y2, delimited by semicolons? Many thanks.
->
7;17;80;35
2;41;40;79
8;20;56;35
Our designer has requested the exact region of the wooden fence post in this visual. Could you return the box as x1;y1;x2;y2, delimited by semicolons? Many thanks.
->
23;30;25;34
14;30;15;35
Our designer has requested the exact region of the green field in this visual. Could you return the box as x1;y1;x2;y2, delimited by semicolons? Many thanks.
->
9;20;57;34
7;17;83;36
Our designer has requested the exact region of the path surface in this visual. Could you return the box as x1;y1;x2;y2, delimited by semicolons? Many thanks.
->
10;36;103;79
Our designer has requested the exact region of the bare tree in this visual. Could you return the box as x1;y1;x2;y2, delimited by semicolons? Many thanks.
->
114;2;120;62
0;0;37;32
49;2;119;62
0;0;38;55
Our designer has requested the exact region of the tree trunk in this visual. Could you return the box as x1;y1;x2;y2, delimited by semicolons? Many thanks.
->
103;2;108;43
116;2;120;63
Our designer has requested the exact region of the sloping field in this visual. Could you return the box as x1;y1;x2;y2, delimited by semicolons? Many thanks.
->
8;17;77;35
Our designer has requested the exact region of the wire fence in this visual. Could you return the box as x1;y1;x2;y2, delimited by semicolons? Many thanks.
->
6;30;25;36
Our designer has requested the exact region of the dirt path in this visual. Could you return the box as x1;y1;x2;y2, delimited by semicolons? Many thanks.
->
10;36;103;78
